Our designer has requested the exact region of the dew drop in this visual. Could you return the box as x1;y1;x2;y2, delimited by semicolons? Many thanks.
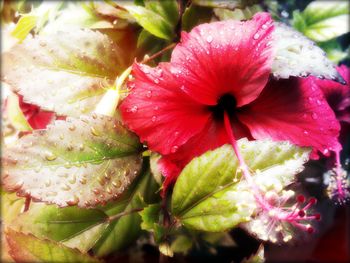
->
154;79;159;84
90;126;100;136
171;145;179;153
303;130;309;135
151;116;157;122
45;180;51;187
61;183;71;191
130;106;138;113
68;175;76;184
68;124;76;131
45;152;57;161
154;106;159;111
253;33;260;40
206;35;213;43
146;90;152;98
311;113;318;120
104;172;111;180
98;176;105;186
67;145;74;151
79;178;87;184
262;24;268;29
66;196;79;206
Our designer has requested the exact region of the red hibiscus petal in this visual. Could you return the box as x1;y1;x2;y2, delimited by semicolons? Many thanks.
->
158;118;229;193
120;63;211;155
18;95;55;129
313;65;350;124
237;77;341;157
170;12;274;107
27;111;55;130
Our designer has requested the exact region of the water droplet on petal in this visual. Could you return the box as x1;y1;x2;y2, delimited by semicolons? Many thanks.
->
130;106;138;113
151;116;157;122
146;90;152;98
171;145;179;153
206;35;213;43
253;33;260;40
311;113;318;120
303;130;309;135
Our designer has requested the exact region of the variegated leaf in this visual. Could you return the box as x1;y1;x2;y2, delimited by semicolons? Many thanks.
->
2;114;142;208
1;28;131;117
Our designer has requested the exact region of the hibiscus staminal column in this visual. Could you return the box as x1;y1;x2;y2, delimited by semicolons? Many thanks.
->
326;148;350;204
223;112;319;242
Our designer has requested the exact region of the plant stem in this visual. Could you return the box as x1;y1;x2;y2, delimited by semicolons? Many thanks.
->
142;43;176;64
107;207;144;222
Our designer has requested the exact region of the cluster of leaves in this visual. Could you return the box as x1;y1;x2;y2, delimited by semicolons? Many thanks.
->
1;0;349;262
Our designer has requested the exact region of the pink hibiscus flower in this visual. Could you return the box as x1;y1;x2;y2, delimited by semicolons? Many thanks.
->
120;13;342;237
120;13;340;189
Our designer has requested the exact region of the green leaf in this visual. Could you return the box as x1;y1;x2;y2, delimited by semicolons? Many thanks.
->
8;168;158;254
2;28;131;117
144;0;179;27
140;204;161;231
11;2;63;41
318;39;349;64
6;92;32;132
272;22;344;83
139;203;164;243
1;191;25;224
125;5;175;40
5;228;100;263
292;1;349;42
170;235;193;254
2;114;142;208
92;167;159;256
11;15;37;41
41;2;117;32
171;139;310;232
213;4;262;21
182;4;213;32
11;204;108;251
